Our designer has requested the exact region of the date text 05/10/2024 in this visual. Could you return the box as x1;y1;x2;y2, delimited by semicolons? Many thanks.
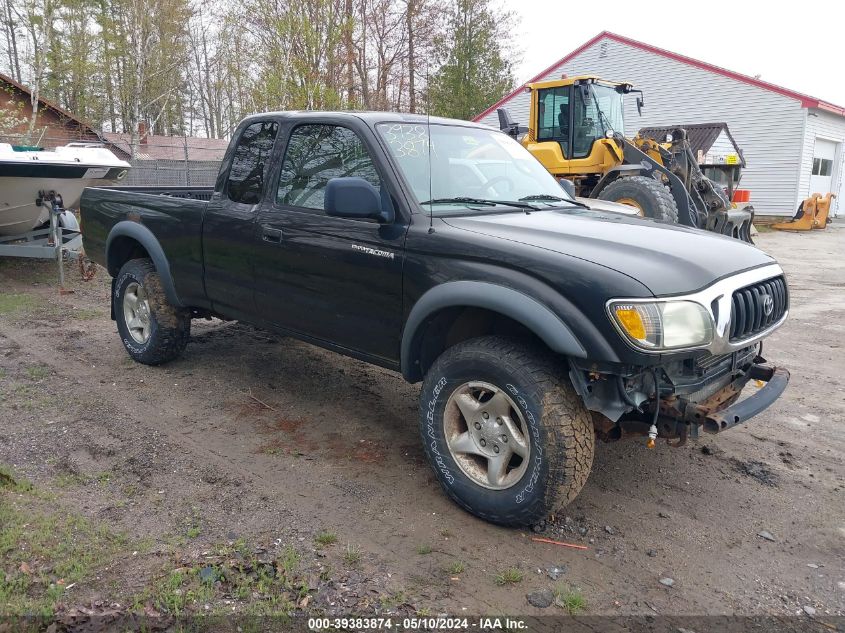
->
308;616;528;630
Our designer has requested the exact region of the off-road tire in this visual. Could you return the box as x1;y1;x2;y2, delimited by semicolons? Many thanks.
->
114;258;190;365
419;336;594;526
598;175;680;223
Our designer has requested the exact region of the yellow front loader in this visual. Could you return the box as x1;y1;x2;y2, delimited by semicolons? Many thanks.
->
497;76;753;242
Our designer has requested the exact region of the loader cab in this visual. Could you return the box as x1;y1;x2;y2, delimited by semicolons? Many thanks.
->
534;77;626;160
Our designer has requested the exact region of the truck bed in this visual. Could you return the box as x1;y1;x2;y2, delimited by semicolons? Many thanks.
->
80;186;210;309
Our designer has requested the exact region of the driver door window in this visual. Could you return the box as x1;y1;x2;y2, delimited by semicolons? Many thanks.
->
536;87;569;158
277;124;381;212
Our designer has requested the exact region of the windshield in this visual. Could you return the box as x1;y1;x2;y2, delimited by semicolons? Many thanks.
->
586;85;624;136
376;122;575;214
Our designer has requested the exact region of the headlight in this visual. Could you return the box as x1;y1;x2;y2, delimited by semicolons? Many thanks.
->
609;300;714;350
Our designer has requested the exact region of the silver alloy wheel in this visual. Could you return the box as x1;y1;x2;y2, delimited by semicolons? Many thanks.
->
443;381;531;490
122;281;152;344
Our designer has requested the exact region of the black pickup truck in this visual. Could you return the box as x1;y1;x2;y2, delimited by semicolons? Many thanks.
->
80;112;789;526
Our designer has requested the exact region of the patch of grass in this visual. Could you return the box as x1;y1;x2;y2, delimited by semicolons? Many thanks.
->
180;507;204;541
314;531;338;547
279;545;300;577
494;568;524;586
26;365;50;380
0;464;31;492
70;308;103;320
54;473;91;488
447;560;465;575
0;292;40;315
379;590;406;609
96;471;112;486
554;584;587;614
416;544;432;555
136;540;308;618
0;464;125;617
343;543;361;565
0;368;6;379
5;383;58;412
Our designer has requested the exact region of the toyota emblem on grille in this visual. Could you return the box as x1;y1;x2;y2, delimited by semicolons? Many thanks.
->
762;294;774;316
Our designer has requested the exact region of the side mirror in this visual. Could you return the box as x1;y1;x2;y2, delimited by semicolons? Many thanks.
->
636;96;644;116
324;177;393;223
558;178;576;199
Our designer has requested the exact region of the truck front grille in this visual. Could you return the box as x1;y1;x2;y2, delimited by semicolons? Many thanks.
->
729;276;788;342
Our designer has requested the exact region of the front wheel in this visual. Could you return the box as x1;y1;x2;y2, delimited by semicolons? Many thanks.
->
419;336;594;526
114;258;190;365
598;175;680;223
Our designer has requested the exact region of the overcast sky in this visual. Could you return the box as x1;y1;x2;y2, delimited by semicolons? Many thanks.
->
501;1;845;107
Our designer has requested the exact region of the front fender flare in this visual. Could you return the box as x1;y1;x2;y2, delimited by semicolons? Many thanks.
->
105;221;183;307
400;281;587;381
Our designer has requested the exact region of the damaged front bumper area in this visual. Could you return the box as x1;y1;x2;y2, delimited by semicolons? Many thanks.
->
580;350;790;446
683;363;789;434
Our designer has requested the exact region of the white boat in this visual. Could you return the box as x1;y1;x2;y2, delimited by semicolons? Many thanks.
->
0;142;130;236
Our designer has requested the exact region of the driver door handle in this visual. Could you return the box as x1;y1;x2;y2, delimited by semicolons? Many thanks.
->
261;225;283;243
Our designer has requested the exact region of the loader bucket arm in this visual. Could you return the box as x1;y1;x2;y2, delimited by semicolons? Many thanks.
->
605;134;754;243
614;137;699;226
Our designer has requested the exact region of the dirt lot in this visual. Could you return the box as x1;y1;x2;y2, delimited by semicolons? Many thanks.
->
1;225;844;624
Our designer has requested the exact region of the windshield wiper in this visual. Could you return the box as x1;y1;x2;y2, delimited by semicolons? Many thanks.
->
420;197;540;211
519;194;590;209
420;197;497;207
519;194;567;202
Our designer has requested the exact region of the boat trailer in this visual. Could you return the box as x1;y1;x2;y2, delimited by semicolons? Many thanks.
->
0;192;85;290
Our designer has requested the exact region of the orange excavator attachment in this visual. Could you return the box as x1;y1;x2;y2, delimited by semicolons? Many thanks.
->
812;193;835;229
772;193;836;231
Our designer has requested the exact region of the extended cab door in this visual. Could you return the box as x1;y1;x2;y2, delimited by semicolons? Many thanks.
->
202;119;280;318
252;119;409;365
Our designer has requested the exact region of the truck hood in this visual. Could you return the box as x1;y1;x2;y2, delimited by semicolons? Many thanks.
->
442;207;775;296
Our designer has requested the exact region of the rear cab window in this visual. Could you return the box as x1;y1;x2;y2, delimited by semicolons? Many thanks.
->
226;121;279;204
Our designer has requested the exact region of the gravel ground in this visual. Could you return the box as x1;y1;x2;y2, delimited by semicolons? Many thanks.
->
0;225;843;620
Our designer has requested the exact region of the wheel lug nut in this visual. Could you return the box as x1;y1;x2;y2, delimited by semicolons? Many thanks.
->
474;422;482;430
482;412;489;420
480;438;487;447
496;417;502;425
493;445;499;453
502;435;508;442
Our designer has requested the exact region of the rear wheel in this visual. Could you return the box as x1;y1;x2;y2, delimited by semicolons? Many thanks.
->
419;336;594;526
598;175;679;223
115;258;190;365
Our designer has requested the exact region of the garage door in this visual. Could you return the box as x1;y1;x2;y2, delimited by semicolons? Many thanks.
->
809;138;836;198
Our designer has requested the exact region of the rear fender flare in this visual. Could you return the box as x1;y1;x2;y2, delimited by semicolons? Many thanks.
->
105;221;183;307
400;281;587;381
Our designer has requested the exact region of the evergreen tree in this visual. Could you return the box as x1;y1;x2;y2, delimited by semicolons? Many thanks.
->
428;0;515;120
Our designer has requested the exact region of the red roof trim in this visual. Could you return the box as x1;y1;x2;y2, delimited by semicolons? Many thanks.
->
473;31;845;122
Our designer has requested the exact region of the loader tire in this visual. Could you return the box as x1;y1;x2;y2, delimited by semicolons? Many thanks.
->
419;336;594;527
115;258;190;365
598;175;680;224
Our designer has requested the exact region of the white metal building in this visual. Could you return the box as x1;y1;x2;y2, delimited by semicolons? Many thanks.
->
474;32;845;217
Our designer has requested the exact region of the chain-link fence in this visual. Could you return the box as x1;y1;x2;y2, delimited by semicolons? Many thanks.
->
121;158;221;186
1;133;228;187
